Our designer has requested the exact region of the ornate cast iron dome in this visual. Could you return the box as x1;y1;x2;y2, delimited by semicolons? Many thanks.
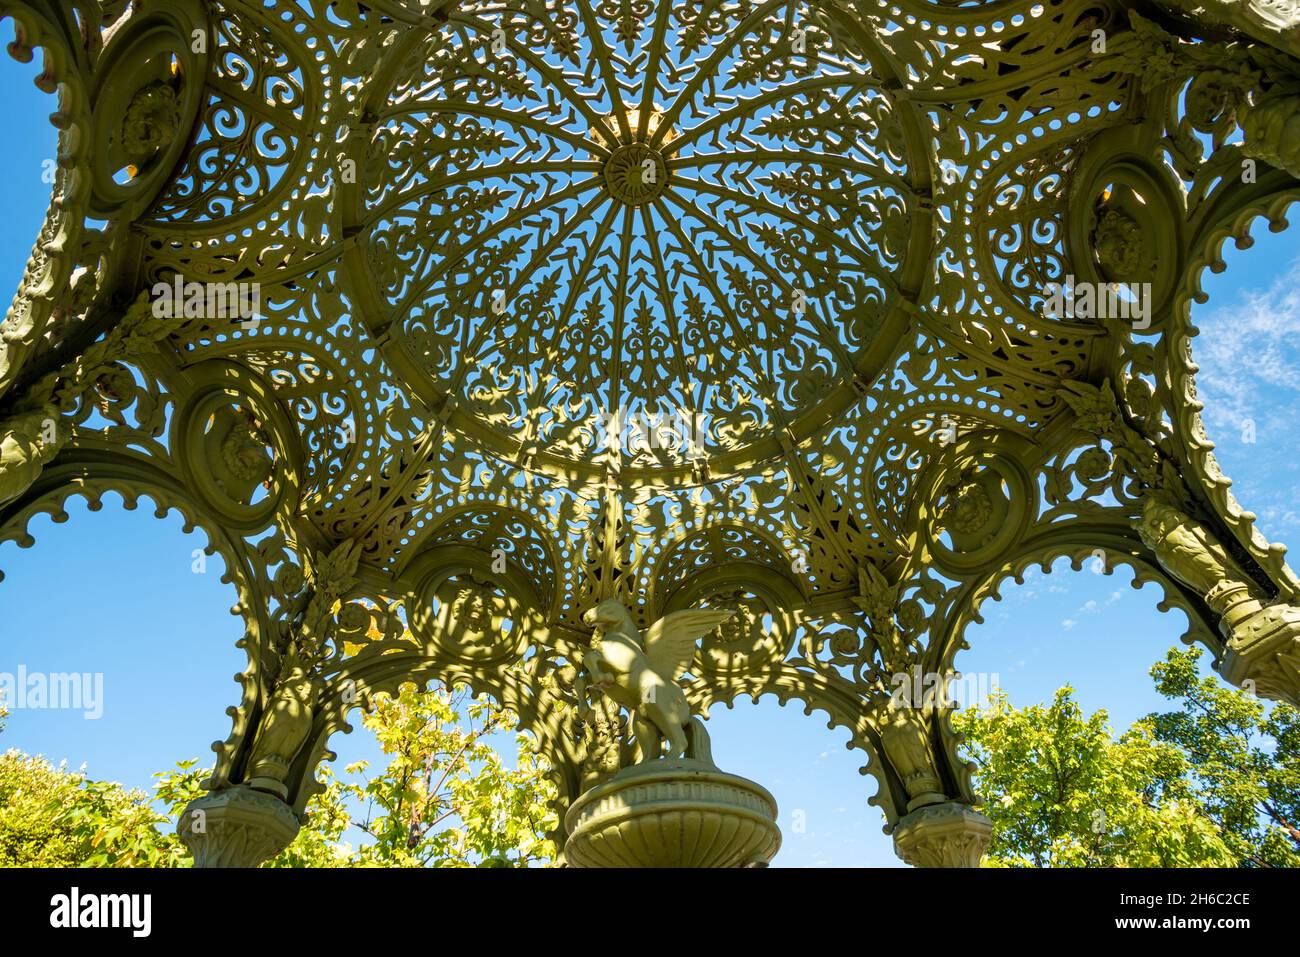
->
354;4;920;484
1;0;1299;867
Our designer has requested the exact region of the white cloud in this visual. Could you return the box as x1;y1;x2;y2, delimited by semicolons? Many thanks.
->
1195;256;1300;429
1193;251;1300;544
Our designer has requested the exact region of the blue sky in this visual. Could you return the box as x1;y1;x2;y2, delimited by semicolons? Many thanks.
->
0;40;1296;868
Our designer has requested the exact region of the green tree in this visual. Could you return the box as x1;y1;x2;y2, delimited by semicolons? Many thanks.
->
0;684;555;867
282;684;556;868
0;749;84;866
954;687;1237;866
1145;646;1300;867
955;646;1300;867
1;693;180;865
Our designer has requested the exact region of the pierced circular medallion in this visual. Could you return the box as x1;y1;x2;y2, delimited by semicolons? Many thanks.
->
603;143;669;206
408;571;529;666
171;363;302;533
921;446;1036;575
88;0;209;221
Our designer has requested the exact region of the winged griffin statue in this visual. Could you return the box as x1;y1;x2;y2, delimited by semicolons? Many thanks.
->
577;599;735;763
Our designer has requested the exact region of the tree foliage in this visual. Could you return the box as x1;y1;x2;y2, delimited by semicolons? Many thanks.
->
266;684;556;867
0;758;182;866
955;646;1299;867
0;697;181;866
1145;646;1300;867
953;686;1236;866
0;685;555;867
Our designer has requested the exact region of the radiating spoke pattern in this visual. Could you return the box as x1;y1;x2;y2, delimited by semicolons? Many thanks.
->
362;0;914;473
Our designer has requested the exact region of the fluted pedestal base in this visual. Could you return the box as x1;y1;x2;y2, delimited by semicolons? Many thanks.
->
1220;603;1300;708
892;802;992;868
177;785;300;868
563;758;781;868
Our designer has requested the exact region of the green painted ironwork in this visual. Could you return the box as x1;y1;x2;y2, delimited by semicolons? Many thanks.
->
1;0;1299;867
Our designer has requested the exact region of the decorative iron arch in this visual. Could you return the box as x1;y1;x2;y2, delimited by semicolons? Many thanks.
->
2;0;1300;868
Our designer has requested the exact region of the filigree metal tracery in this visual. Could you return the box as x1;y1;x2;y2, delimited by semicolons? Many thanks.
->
2;0;1299;867
356;3;917;483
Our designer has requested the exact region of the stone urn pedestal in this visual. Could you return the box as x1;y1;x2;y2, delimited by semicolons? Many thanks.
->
563;757;781;868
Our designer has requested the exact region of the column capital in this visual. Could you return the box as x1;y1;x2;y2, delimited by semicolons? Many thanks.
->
177;785;300;868
892;802;992;868
1219;602;1300;707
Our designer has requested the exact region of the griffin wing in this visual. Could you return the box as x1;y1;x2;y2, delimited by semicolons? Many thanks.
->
643;609;736;681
